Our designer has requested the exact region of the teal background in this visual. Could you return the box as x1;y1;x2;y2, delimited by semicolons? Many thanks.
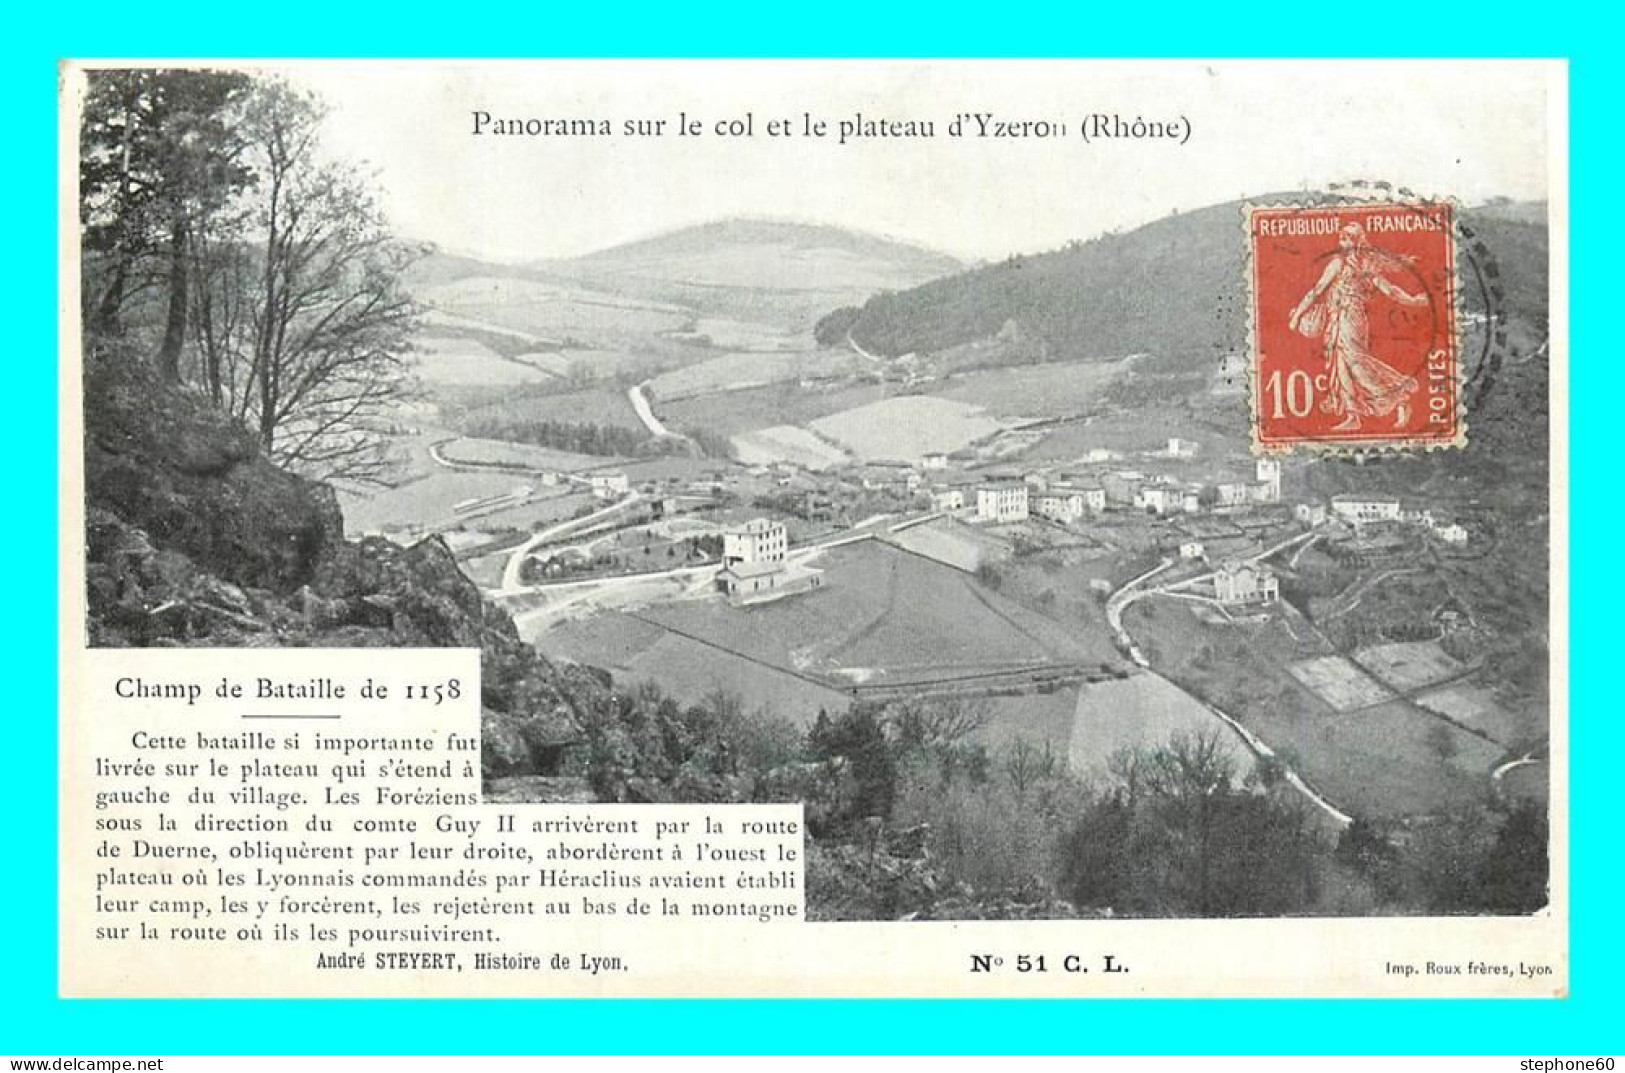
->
10;2;1606;1053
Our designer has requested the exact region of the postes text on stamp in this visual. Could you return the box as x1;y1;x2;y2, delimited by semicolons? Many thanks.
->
1247;200;1463;452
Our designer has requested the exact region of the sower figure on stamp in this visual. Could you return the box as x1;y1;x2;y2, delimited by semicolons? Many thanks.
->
1288;221;1427;431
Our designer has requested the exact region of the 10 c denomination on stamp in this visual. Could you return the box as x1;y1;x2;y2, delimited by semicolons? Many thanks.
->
1246;200;1464;453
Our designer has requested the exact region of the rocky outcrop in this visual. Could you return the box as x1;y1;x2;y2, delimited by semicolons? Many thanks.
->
85;353;341;594
82;352;601;786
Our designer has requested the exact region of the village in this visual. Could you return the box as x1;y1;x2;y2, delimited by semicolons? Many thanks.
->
442;432;1477;620
390;417;1534;830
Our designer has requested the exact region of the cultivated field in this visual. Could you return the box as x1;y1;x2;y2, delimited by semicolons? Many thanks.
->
1311;702;1506;801
638;541;1097;686
1125;599;1500;819
1414;683;1532;747
1353;641;1466;692
459;387;647;432
1018;407;1254;465
338;471;540;534
459;490;598;534
974;689;1083;759
660;380;889;437
410;334;555;386
933;358;1133;419
885;519;998;573
810;396;1006;462
673;317;811;352
540;612;851;727
731;425;852;469
435;436;611;472
1287;656;1395;712
1067;672;1252;782
417;276;691;343
648;349;855;400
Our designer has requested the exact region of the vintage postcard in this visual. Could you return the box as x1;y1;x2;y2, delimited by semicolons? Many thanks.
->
59;59;1566;997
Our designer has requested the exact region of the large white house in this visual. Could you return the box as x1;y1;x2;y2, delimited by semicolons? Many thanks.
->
723;518;787;565
1214;561;1279;605
976;483;1029;523
1036;492;1087;524
1137;485;1179;515
1331;494;1402;526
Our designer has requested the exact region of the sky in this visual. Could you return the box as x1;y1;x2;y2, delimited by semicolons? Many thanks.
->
269;60;1558;265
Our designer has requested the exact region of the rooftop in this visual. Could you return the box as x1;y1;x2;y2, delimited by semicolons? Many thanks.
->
719;560;786;580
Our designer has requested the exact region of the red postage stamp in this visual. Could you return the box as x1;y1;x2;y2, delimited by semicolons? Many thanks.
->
1246;200;1463;452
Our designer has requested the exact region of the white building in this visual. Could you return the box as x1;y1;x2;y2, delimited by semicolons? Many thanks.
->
931;488;965;512
1181;488;1203;514
589;471;630;499
1295;502;1328;527
1217;482;1252;508
977;484;1029;523
1404;503;1437;529
1137;486;1178;515
1255;458;1282;502
1214;561;1279;605
1436;523;1469;545
1331;495;1402;526
1036;492;1087;524
1166;438;1199;459
723;518;787;565
716;560;823;604
1180;541;1206;560
922;452;948;471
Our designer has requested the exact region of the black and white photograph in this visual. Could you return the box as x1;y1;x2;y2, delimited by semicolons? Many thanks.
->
73;59;1559;930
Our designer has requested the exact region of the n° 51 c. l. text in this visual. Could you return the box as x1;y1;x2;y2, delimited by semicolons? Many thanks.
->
969;954;1127;974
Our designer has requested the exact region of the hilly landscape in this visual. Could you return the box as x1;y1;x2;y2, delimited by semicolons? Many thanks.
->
802;196;1553;796
411;218;965;343
823;196;1549;371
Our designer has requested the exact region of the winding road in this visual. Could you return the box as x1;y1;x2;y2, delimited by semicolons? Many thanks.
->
627;381;672;438
1103;527;1353;827
496;492;644;595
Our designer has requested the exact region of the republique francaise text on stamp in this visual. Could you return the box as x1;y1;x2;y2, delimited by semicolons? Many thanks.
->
1247;200;1464;453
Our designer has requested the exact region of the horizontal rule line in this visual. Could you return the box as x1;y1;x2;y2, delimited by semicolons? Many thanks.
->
240;714;343;720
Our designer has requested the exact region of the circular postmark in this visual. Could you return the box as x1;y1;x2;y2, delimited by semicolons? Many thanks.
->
1245;182;1511;458
1324;181;1510;423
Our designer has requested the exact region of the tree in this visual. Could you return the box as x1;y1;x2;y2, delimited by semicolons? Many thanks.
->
1478;801;1549;914
887;695;989;751
191;79;422;482
1003;735;1059;798
807;705;897;833
1064;731;1323;916
79;68;254;362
